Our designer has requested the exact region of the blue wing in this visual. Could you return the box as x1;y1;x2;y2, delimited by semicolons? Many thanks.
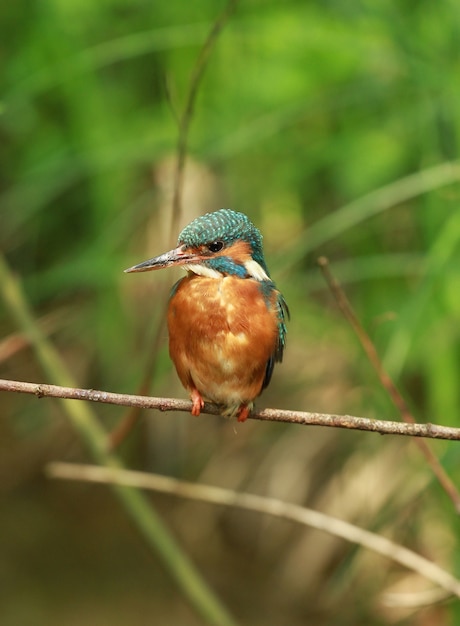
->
263;291;289;390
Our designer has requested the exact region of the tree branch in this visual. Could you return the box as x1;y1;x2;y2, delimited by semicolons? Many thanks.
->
2;377;460;441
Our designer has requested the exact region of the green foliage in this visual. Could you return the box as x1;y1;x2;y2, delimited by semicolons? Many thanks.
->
2;0;460;624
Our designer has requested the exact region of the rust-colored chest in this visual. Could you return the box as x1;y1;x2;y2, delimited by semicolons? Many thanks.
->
167;274;279;408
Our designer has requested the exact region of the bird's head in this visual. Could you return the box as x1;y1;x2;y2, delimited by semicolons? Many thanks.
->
125;209;270;281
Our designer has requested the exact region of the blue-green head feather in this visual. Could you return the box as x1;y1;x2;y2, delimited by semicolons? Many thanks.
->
178;209;270;278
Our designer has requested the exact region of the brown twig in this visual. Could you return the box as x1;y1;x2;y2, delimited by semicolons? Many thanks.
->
317;256;460;512
3;377;460;441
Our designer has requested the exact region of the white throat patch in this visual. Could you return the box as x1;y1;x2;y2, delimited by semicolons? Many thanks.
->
184;263;222;279
244;259;269;281
184;259;269;281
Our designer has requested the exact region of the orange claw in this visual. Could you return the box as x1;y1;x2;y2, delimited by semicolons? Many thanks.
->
191;388;205;416
237;404;250;423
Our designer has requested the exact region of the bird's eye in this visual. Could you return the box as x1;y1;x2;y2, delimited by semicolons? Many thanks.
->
207;241;224;253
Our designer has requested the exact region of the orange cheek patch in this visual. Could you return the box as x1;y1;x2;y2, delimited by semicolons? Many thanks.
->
216;240;253;264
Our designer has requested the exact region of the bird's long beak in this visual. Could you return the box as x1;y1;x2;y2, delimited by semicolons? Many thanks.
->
124;245;194;273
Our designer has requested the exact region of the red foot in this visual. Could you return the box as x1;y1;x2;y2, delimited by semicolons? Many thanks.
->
190;388;205;416
237;405;251;423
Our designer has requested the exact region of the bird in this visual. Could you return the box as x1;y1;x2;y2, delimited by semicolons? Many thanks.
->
124;209;288;422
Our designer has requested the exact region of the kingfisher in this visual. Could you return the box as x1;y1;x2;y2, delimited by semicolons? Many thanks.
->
125;209;288;422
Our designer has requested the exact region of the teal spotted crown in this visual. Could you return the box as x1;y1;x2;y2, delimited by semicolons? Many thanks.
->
178;209;268;273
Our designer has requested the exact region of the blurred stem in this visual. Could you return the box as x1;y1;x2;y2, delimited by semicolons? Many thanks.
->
318;256;460;513
279;160;460;271
107;305;167;450
0;253;236;626
46;462;460;600
170;0;238;240
383;208;460;377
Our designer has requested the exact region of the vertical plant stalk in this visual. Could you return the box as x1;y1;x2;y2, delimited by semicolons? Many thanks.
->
0;253;237;626
170;0;238;240
318;256;460;512
109;0;239;449
107;305;167;449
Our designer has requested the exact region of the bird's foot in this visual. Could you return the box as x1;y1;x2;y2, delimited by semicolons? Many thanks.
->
236;404;251;423
190;388;205;416
220;401;254;421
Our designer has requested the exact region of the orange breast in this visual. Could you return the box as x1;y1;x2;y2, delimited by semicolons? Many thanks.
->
167;274;279;408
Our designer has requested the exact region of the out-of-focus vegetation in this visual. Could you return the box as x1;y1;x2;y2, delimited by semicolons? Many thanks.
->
1;1;460;624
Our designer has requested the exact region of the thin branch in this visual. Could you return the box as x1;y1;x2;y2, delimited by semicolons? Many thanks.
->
318;256;460;512
3;377;460;441
45;461;460;600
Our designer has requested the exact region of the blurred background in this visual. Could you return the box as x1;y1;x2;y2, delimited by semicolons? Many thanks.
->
1;1;460;624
